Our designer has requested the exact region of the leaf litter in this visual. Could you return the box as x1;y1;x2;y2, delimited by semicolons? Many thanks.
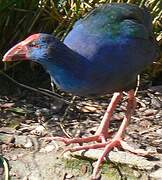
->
0;85;162;179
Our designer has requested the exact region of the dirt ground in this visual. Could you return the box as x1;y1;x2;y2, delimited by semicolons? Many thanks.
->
1;83;162;180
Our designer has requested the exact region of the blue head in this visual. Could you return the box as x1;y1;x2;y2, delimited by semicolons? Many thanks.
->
3;33;61;64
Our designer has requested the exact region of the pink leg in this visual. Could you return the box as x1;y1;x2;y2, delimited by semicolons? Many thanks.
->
95;92;122;140
43;90;150;179
91;90;149;179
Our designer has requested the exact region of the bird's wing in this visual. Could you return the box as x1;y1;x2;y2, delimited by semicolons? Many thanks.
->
63;3;159;94
64;3;158;62
73;3;153;40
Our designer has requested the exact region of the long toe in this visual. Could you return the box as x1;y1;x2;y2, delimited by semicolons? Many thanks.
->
42;132;111;145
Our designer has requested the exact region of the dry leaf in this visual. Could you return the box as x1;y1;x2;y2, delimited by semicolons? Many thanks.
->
0;102;15;109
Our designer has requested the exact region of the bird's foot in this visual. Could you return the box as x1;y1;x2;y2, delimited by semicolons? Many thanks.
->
61;136;150;156
90;137;151;179
42;131;111;146
43;135;150;180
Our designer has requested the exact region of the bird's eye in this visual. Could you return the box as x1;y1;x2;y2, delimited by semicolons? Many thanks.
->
29;42;40;48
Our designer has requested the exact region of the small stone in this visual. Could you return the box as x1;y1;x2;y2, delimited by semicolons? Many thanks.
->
35;109;42;116
81;105;98;113
51;101;64;113
50;115;60;121
39;144;55;153
0;133;15;144
24;139;33;148
65;173;74;179
41;108;50;114
30;125;47;136
156;128;162;136
10;171;21;178
143;109;158;116
133;170;141;178
146;146;157;153
155;114;161;118
7;136;15;144
150;168;162;179
81;164;88;174
157;146;162;153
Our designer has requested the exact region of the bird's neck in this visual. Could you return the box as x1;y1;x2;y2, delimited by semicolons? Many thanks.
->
42;41;90;74
40;42;90;93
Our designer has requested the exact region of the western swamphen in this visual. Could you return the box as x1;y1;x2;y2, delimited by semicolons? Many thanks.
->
3;3;159;179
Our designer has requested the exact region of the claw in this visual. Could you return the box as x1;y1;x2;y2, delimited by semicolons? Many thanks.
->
41;91;149;179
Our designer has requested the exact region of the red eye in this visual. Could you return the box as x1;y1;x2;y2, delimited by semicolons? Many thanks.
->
29;42;39;48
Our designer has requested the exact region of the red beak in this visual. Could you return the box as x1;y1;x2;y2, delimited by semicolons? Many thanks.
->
2;42;28;62
2;34;40;62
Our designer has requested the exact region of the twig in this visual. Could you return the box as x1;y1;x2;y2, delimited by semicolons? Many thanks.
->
1;70;83;138
42;96;76;139
59;96;77;138
135;74;140;96
38;87;63;99
0;70;70;104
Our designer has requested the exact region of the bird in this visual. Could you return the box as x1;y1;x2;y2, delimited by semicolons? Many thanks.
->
2;3;159;179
